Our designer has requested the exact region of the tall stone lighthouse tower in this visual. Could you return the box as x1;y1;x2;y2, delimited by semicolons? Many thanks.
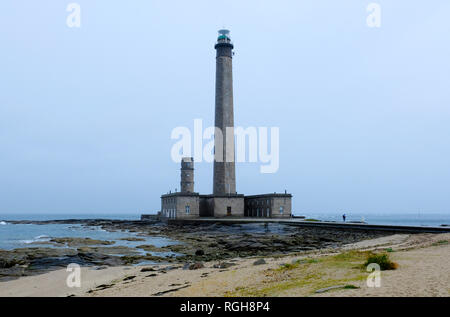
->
213;29;236;195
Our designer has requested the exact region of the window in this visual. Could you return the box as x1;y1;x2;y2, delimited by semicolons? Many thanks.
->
279;206;284;214
185;205;190;214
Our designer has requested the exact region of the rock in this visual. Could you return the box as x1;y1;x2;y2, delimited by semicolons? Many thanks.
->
78;246;140;256
93;266;108;270
189;262;204;270
50;237;115;247
167;244;186;252
119;237;145;242
0;259;18;269
296;247;317;251
315;285;346;294
195;249;205;256
213;262;235;269
136;244;167;252
253;259;266;266
140;267;156;272
162;265;179;271
94;283;115;291
138;254;167;263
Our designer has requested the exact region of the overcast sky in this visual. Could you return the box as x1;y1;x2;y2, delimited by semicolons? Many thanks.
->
1;1;449;215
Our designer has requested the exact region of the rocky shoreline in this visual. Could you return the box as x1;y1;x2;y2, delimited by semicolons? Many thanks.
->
0;219;392;281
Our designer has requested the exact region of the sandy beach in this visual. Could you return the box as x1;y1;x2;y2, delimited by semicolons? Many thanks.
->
1;232;448;297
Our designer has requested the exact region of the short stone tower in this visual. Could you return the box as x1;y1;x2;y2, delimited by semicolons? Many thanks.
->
180;157;194;193
213;29;236;195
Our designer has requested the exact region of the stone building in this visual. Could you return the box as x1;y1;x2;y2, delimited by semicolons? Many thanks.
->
160;30;292;219
244;194;292;218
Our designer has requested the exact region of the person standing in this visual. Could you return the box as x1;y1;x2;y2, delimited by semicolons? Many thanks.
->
343;214;346;222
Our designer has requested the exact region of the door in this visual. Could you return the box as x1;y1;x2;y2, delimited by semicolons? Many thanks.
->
227;206;232;216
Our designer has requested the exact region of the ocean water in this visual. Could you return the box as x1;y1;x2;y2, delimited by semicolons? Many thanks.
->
0;213;141;222
302;212;450;227
0;214;175;253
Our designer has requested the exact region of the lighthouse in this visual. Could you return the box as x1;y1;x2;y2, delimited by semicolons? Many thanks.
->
158;30;292;220
213;29;236;195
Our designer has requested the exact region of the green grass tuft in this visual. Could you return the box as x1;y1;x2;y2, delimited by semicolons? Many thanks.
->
278;262;299;270
364;253;398;270
432;240;449;246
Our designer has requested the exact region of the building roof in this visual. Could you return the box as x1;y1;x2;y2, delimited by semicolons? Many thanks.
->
244;193;293;199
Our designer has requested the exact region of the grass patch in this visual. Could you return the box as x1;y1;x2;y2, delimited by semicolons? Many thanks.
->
225;250;371;297
278;258;320;271
278;263;298;270
385;248;394;252
364;253;398;270
432;240;449;246
225;274;366;297
332;250;366;261
304;218;320;222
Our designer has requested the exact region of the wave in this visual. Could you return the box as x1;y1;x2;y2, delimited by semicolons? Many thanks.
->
0;221;7;225
22;235;51;244
35;235;50;239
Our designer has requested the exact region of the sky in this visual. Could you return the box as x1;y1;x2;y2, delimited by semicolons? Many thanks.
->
0;1;449;215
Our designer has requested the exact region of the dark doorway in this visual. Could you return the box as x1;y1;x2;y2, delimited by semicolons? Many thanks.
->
227;206;232;216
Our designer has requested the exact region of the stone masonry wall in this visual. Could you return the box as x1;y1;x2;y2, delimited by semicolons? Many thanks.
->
175;195;200;219
271;196;292;218
212;196;244;217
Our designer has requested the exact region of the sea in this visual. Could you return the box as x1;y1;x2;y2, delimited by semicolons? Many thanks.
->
302;212;450;227
0;213;449;251
0;214;175;253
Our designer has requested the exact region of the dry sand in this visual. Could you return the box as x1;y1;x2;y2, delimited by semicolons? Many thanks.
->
0;233;448;297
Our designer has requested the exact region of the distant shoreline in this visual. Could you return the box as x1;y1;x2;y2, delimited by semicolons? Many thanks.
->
1;212;449;227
